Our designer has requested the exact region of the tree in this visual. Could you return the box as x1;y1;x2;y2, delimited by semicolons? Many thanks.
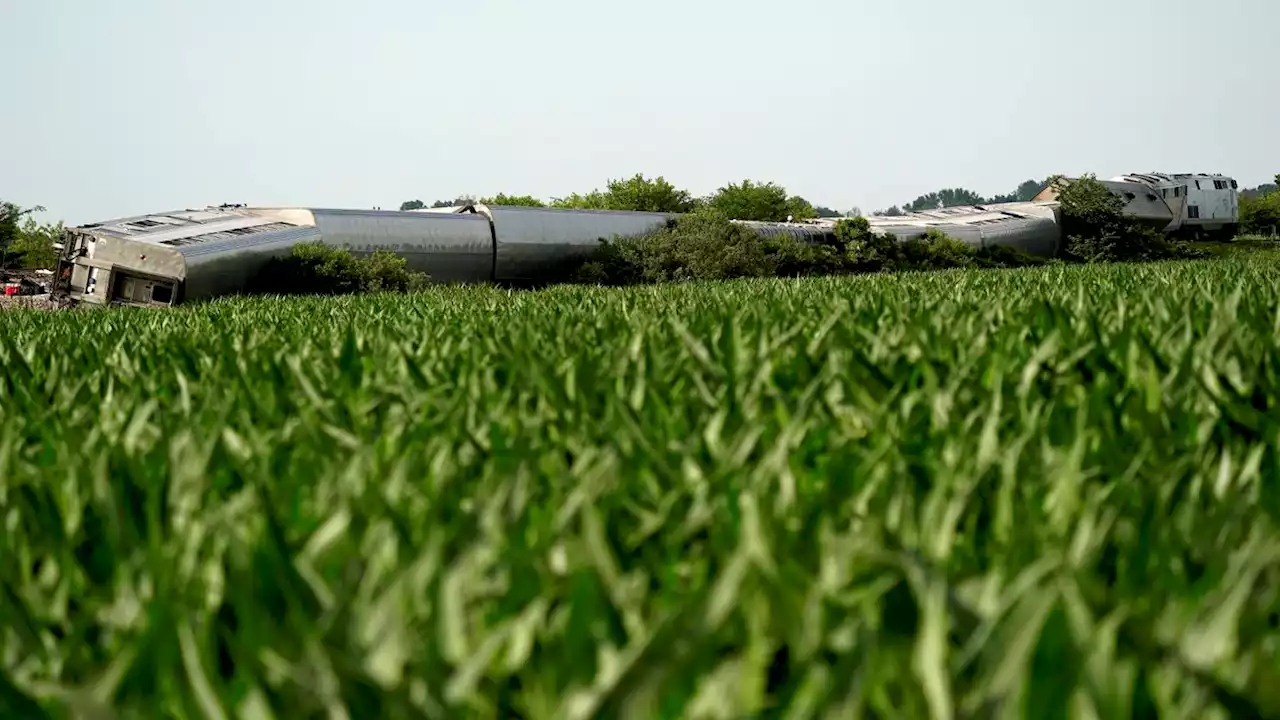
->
707;180;796;222
430;197;475;208
1014;178;1046;202
600;174;696;213
873;206;905;217
479;194;546;207
844;207;864;219
399;197;478;210
9;216;63;269
550;191;608;210
1;201;45;270
987;179;1049;204
551;174;696;213
785;195;817;221
814;206;842;218
1240;185;1280;236
903;187;986;212
1240;181;1277;200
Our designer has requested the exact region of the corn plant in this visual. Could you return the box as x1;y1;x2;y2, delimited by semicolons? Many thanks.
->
1;255;1279;718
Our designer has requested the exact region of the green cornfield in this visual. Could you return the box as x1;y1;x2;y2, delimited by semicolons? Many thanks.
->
2;255;1280;719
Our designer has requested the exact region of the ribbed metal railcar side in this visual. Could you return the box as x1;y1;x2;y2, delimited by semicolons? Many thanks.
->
308;209;496;283
872;215;1060;258
733;220;838;242
179;225;324;300
472;205;672;281
973;214;1060;257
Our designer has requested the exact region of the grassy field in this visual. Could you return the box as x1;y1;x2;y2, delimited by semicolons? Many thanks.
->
2;254;1280;718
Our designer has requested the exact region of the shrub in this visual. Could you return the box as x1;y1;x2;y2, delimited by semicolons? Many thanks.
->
834;221;1044;273
362;250;430;293
763;234;846;278
574;209;775;284
971;243;1053;269
572;213;1046;287
248;242;430;296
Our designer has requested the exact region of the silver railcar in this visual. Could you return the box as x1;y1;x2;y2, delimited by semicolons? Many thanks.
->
55;200;1061;308
424;204;674;281
56;204;676;306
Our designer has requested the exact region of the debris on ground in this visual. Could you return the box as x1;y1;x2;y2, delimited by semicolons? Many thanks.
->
0;294;59;311
1;269;60;310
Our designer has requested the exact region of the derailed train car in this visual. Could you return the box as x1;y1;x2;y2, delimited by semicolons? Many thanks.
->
425;204;674;281
53;204;675;307
736;201;1062;258
53;200;1060;308
864;201;1061;257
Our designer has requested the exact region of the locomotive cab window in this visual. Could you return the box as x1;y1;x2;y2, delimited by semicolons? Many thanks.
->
1187;205;1200;219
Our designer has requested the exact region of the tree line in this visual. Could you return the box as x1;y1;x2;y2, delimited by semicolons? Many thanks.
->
399;171;1280;236
398;175;837;222
397;174;1057;221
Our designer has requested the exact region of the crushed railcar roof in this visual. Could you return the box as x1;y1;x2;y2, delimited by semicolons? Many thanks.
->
73;206;301;247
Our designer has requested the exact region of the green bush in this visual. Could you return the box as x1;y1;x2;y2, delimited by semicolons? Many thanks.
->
572;212;1046;286
574;209;773;284
836;220;1048;273
248;242;430;296
361;249;431;293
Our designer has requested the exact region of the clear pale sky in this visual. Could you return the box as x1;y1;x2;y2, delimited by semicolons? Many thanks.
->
3;0;1276;225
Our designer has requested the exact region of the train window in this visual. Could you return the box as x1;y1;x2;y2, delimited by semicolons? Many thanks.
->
151;284;173;304
1187;205;1200;219
1161;188;1168;198
1231;179;1238;189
